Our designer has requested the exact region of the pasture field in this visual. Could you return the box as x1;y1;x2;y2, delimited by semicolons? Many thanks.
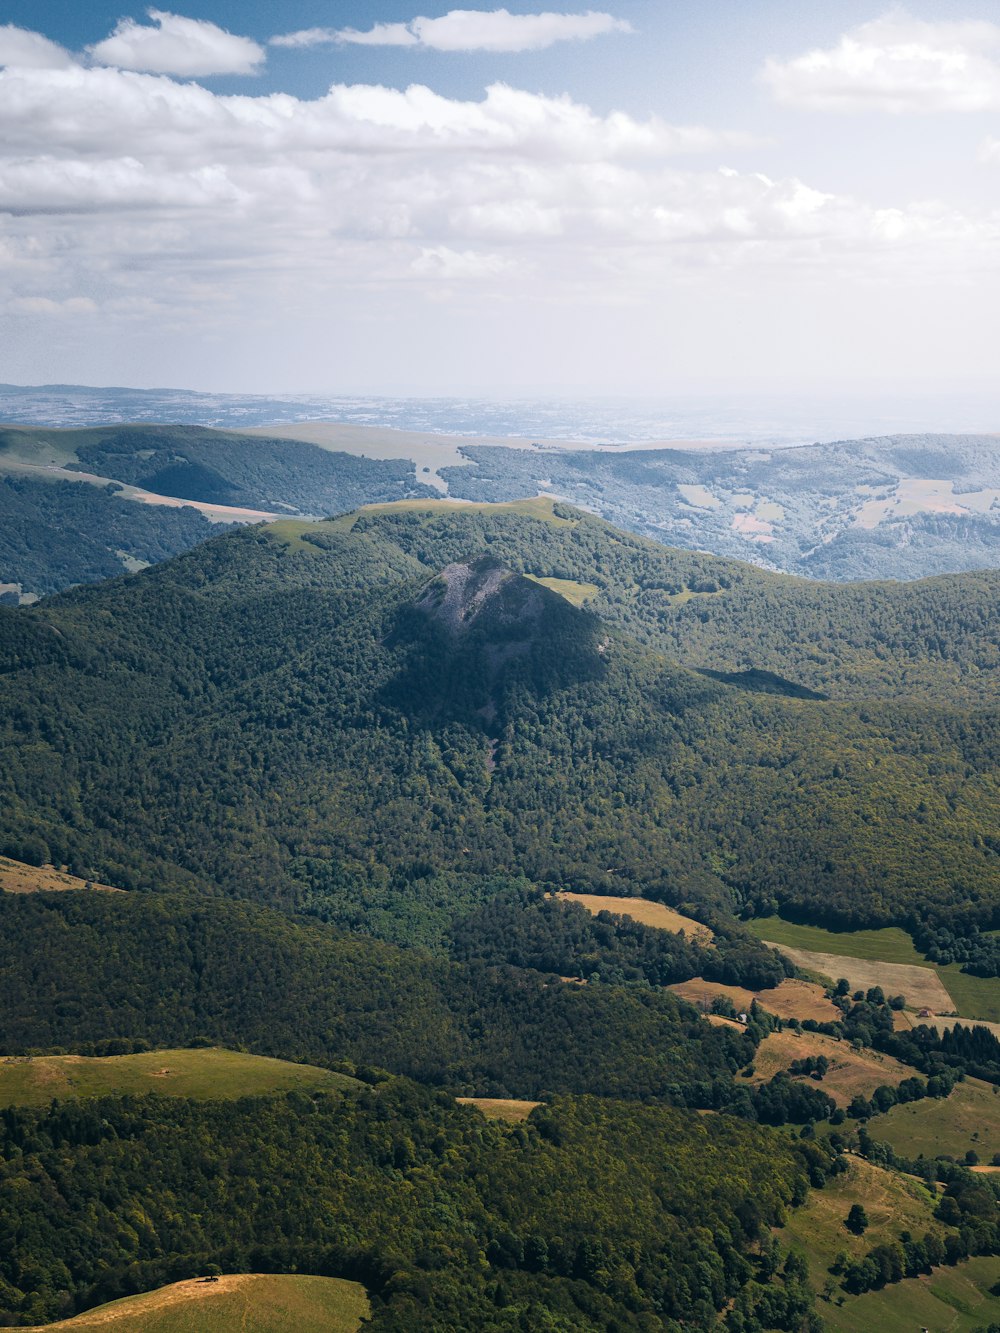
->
557;892;714;943
816;1256;1000;1333
749;917;1000;1022
525;575;600;606
0;857;122;895
668;976;840;1024
0;1048;359;1108
781;1155;939;1276
457;1097;540;1122
20;1274;369;1332
749;1029;914;1106
914;1015;1000;1041
748;917;926;963
935;966;1000;1024
764;944;957;1015
871;1077;1000;1161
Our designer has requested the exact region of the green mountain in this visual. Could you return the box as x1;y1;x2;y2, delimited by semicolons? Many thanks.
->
1;500;998;939
4;495;1000;1331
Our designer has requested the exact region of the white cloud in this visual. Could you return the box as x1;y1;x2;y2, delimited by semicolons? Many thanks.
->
0;68;751;162
762;13;1000;112
2;53;999;394
273;8;632;54
0;24;75;69
88;9;264;77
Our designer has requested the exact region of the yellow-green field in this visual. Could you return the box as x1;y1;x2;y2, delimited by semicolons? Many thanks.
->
525;575;600;606
749;917;1000;1022
816;1256;1000;1333
781;1149;1000;1329
21;1274;369;1332
0;856;122;895
556;891;713;943
782;1156;940;1273
749;917;926;964
872;1077;1000;1161
457;1097;540;1122
0;1048;359;1108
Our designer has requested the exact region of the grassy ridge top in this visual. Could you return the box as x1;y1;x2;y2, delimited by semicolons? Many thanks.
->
19;1274;369;1333
0;1047;359;1108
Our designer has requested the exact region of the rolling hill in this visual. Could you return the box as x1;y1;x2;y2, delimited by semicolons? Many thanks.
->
0;501;998;939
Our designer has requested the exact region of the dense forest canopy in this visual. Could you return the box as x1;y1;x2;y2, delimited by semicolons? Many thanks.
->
1;503;998;936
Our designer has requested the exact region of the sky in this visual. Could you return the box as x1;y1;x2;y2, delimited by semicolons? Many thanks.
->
1;1;999;399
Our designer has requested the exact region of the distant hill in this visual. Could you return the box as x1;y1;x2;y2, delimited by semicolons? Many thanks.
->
3;421;1000;593
441;433;1000;579
0;424;437;597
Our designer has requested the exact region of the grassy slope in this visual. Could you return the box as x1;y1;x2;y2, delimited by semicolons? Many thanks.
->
456;1097;540;1122
782;1156;940;1275
816;1256;1000;1333
0;1048;359;1108
750;1029;914;1107
775;1155;1000;1332
555;891;713;943
20;1275;369;1333
749;917;1000;1022
667;977;840;1024
873;1077;1000;1161
0;856;122;894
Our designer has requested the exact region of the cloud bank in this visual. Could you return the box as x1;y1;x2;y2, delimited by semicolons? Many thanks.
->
762;13;1000;113
2;17;998;392
88;9;265;77
273;8;632;53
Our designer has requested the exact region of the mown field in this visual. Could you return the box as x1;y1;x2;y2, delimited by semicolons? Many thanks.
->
20;1275;369;1333
749;1029;914;1106
456;1097;540;1122
0;856;122;895
667;976;839;1023
749;917;1000;1022
0;1048;358;1108
871;1076;1000;1161
556;891;714;943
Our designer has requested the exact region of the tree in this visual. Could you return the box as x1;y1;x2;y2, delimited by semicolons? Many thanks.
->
845;1204;869;1236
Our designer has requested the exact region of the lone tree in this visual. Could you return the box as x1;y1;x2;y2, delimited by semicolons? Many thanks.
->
845;1204;869;1236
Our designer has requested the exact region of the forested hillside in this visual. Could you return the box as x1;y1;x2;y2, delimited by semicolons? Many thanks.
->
0;475;214;599
1;504;998;936
0;892;753;1101
329;502;1000;704
0;425;437;597
0;1083;825;1330
3;496;1000;1330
